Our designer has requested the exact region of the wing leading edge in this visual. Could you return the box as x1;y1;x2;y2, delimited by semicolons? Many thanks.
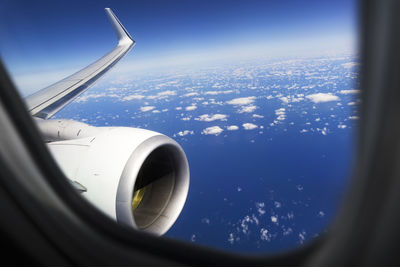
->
25;8;135;119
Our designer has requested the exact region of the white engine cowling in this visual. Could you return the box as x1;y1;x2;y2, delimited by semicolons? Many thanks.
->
42;120;189;236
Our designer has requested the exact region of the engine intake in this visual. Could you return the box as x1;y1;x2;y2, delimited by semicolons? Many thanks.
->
116;135;189;235
42;120;189;236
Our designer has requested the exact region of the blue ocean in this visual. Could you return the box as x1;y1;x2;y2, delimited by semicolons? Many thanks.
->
55;54;359;253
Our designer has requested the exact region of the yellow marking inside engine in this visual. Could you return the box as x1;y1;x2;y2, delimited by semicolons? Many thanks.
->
132;187;146;211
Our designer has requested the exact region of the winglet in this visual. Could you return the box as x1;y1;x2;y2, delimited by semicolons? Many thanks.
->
105;8;135;46
25;8;136;119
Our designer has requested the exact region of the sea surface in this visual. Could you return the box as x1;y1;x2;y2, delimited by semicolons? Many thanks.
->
55;54;359;253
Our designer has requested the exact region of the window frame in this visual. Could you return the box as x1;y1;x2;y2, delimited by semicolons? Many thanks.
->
1;0;400;265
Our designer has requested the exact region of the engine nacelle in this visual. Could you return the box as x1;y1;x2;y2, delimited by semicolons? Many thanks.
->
42;120;189;236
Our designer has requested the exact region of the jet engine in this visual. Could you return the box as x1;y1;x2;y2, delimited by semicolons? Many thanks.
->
38;119;189;236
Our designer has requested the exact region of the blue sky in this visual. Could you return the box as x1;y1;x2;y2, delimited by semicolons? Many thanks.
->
0;0;358;95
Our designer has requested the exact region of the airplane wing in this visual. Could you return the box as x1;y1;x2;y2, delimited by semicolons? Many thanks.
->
25;8;135;119
16;8;189;236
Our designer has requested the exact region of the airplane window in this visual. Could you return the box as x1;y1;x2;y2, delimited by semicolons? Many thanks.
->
0;0;358;253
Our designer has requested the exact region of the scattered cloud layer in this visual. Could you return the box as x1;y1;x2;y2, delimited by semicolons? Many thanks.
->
65;56;360;249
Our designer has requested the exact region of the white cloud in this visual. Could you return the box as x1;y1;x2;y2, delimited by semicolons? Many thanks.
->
238;105;258;113
272;107;287;122
283;227;293;236
185;105;197;111
339;89;360;95
140;106;156;112
195;114;228;122
299;231;307;244
280;96;289;104
226;96;256;106
207;99;223;105
317;127;328;135
201;218;210;224
147;90;177;100
157;90;177;96
278;95;304;104
243;123;258;130
260;228;271;241
202;126;223;136
255;202;265;215
122;94;145;101
253;114;264;118
204;90;234;95
306;93;339;103
176;130;194;136
76;93;119;102
276;115;286;121
182;92;199;97
240;215;256;235
275;108;285;115
227;125;239;131
228;233;235;245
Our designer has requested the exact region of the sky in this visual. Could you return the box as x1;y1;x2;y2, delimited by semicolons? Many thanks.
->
0;0;358;95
